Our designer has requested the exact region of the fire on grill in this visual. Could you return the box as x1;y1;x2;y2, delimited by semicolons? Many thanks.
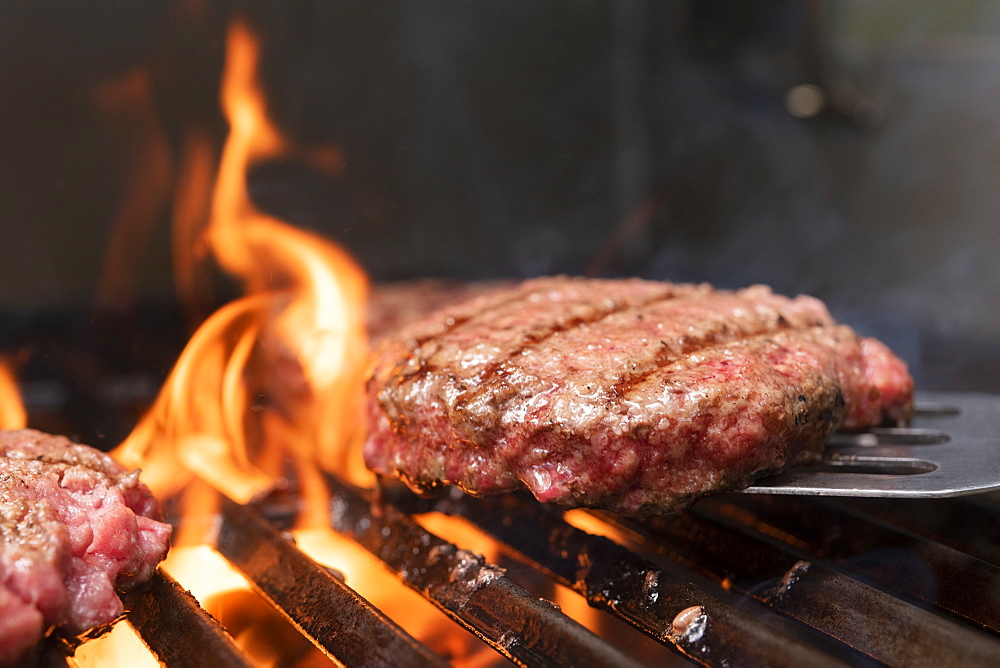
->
2;8;1000;668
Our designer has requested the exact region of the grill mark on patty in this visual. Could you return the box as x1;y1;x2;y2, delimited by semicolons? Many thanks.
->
380;281;834;442
378;285;699;436
603;297;830;399
404;283;544;347
454;290;830;430
446;286;715;423
467;287;685;386
372;286;555;403
616;325;852;430
402;276;669;348
382;281;696;399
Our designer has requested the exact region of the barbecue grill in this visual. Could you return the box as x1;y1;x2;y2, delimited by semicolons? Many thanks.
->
25;391;997;666
4;3;1000;666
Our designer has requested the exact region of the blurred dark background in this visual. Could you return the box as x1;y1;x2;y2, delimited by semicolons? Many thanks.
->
1;1;997;444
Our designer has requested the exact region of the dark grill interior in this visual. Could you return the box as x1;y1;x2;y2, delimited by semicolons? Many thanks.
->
33;395;1000;667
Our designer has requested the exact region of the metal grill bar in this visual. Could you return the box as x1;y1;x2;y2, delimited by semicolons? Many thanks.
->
312;474;640;667
427;491;848;667
216;495;446;667
124;572;253;667
705;494;1000;633
841;496;1000;567
602;501;1000;665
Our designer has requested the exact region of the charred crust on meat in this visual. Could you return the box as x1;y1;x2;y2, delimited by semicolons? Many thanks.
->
818;406;834;424
363;278;913;516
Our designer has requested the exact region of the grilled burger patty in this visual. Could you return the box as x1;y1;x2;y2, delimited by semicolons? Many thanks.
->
364;277;914;516
0;430;171;665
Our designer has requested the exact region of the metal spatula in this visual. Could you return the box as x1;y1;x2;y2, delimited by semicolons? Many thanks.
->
744;392;1000;498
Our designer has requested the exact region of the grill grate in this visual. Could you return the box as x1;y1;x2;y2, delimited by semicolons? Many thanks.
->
698;493;1000;632
216;496;446;667
320;474;639;667
415;489;854;666
53;393;1000;666
123;572;253;667
601;500;999;665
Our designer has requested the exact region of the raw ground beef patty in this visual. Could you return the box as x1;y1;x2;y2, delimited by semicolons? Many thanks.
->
0;429;171;665
364;276;914;516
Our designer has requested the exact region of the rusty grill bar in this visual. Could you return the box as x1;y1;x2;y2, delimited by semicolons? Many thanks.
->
123;572;253;667
411;490;853;667
55;397;1000;666
321;474;639;667
215;495;447;667
699;494;1000;632
599;501;1000;665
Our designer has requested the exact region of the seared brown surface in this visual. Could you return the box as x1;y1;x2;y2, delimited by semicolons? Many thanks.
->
0;430;171;666
364;277;913;515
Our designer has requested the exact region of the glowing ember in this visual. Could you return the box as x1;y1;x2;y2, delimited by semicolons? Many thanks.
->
157;544;311;667
0;357;27;430
562;509;627;542
72;622;158;668
293;526;499;666
539;511;623;639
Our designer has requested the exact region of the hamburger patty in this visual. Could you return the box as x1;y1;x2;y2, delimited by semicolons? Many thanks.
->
0;429;171;665
363;277;913;516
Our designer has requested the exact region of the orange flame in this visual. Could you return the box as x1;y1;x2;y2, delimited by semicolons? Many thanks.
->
103;18;506;666
103;18;372;662
0;357;27;430
114;20;369;518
